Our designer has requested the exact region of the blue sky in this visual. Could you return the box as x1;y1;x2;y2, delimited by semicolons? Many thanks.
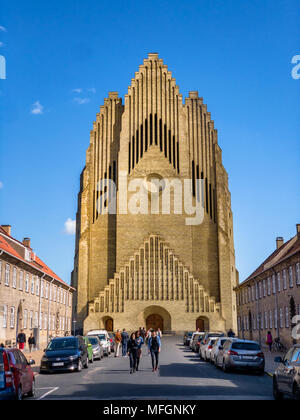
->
0;0;299;284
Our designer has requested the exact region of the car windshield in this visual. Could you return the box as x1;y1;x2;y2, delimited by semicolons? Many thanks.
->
88;338;99;345
47;339;77;351
96;335;106;340
210;339;217;345
188;332;193;337
232;342;260;351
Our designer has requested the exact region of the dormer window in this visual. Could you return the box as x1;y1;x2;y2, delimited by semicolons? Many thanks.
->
25;248;31;261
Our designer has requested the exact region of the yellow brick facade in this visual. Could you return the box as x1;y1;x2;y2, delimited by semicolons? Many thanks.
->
72;53;238;334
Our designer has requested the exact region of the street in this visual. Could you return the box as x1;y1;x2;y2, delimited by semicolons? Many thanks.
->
30;336;273;400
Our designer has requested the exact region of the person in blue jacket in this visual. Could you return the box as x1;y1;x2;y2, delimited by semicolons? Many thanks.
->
148;330;161;372
135;330;144;371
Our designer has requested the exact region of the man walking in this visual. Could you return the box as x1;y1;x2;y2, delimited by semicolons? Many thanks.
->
17;329;26;351
148;330;161;372
28;333;36;353
121;328;129;357
114;329;122;357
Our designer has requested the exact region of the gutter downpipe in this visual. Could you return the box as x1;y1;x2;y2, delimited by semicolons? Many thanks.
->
47;278;55;345
38;274;46;350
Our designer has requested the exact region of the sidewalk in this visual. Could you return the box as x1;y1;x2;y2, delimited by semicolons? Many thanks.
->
24;349;44;373
262;347;282;376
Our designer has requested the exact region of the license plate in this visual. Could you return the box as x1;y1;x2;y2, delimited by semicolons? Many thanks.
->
242;356;255;360
52;362;64;367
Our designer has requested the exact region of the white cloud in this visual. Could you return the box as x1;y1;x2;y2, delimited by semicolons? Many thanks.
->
31;101;44;115
73;97;90;105
0;181;3;189
0;26;6;32
72;88;82;94
64;218;76;235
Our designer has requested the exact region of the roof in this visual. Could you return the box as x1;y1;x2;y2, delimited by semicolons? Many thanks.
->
0;228;75;291
238;233;300;288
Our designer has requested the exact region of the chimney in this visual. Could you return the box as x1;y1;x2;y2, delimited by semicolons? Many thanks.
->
296;224;300;235
276;237;284;250
1;225;11;236
23;238;31;248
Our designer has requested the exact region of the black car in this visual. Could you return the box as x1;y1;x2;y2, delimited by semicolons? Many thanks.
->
40;336;89;374
183;332;193;346
273;344;300;400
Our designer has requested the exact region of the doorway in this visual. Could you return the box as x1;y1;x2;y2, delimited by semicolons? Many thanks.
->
146;314;164;332
105;318;113;332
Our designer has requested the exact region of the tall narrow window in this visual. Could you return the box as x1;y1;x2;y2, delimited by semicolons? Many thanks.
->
150;114;153;145
5;264;10;286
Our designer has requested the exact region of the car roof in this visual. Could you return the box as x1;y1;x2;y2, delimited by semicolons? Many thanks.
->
231;339;260;344
51;336;77;341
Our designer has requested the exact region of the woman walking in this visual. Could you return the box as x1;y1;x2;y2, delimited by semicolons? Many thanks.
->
127;332;139;374
148;330;161;372
135;331;144;371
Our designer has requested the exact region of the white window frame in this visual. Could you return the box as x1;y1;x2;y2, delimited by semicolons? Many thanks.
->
19;271;23;290
36;277;40;296
31;276;35;294
285;307;290;328
23;309;28;329
10;307;15;328
5;264;10;286
3;305;7;328
277;272;281;292
12;267;17;288
289;266;294;288
25;273;29;292
282;269;287;290
296;263;300;285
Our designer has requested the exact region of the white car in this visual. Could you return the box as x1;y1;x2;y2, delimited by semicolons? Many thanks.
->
210;337;229;365
200;337;218;361
87;330;111;356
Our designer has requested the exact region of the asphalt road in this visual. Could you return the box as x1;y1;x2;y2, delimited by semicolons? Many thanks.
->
30;336;273;400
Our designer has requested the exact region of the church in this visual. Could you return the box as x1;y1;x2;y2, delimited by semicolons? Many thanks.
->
71;53;238;334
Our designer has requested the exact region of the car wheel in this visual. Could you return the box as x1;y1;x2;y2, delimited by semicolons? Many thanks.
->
273;378;283;400
28;380;35;398
77;358;83;372
293;383;300;401
16;386;23;400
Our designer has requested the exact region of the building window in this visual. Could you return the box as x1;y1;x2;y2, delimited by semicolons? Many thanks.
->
34;312;38;328
263;280;266;297
285;307;290;328
23;309;28;329
296;263;300;285
39;312;42;330
10;307;15;328
279;308;283;329
63;290;66;305
255;283;259;300
272;275;276;294
274;309;278;330
269;311;273;329
282;269;287;290
264;312;268;329
5;264;10;286
259;282;262;299
25;274;29;292
44;314;47;330
31;276;35;294
267;277;271;296
19;271;23;290
29;311;33;329
45;282;49;299
41;280;44;298
277;273;281;292
12;267;17;288
36;278;40;296
53;286;57;302
3;305;7;328
288;266;294;288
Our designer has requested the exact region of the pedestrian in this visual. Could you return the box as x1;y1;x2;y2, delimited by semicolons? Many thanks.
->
135;330;144;371
148;330;161;372
0;343;4;348
28;333;36;353
141;327;146;339
266;331;273;352
121;328;129;357
227;329;235;338
17;329;26;351
127;332;139;374
157;328;162;339
114;329;122;357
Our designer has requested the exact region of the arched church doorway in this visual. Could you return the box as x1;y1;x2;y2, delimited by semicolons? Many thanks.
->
105;318;113;332
146;314;164;331
196;316;209;331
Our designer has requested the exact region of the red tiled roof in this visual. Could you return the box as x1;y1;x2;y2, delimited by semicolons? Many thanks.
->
0;230;75;290
239;234;300;287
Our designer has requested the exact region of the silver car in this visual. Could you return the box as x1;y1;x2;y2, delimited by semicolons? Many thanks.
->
216;339;265;375
87;336;104;360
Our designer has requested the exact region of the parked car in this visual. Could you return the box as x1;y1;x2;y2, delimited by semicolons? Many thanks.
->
87;330;111;356
191;333;205;352
273;345;300;400
210;337;229;365
108;333;115;352
83;337;94;364
200;337;218;361
183;331;194;346
202;331;225;345
0;347;35;400
216;339;265;375
86;336;104;360
40;336;89;373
